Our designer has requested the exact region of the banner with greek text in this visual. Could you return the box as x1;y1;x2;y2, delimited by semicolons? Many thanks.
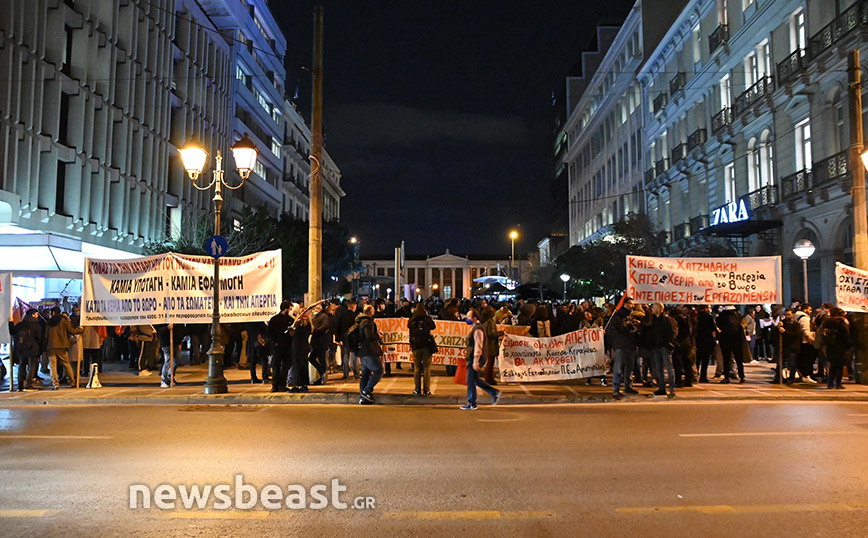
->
835;262;868;312
81;250;282;325
375;318;529;366
625;255;781;305
497;328;607;382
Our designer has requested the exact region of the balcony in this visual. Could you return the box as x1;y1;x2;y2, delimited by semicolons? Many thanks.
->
669;72;686;96
653;92;669;115
808;0;866;59
733;76;774;119
671;143;687;165
687;128;707;151
711;106;731;134
689;214;709;234
655;158;668;177
709;24;729;55
781;169;813;200
813;149;850;187
672;223;689;242
644;168;656;183
743;184;778;210
777;49;807;85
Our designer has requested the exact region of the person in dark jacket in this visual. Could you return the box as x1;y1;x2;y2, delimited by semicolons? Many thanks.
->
820;307;852;389
308;303;334;385
608;296;639;398
356;305;384;404
695;305;717;383
717;306;745;383
408;303;436;396
670;306;695;388
648;302;676;398
156;323;185;387
45;306;84;389
289;308;312;392
267;301;293;393
9;308;44;391
334;300;359;379
245;321;269;383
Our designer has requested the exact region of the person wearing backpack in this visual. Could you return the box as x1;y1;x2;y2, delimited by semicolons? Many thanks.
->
780;308;804;383
819;307;852;389
356;304;385;404
9;308;44;391
408;303;436;396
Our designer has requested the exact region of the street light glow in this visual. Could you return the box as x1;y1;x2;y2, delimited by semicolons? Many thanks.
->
560;273;570;282
509;230;518;240
349;236;358;244
179;139;207;180
793;239;815;260
230;133;258;180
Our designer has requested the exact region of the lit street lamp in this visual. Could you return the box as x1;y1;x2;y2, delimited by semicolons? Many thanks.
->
509;230;518;284
179;133;258;395
349;236;359;297
560;273;570;301
792;238;815;305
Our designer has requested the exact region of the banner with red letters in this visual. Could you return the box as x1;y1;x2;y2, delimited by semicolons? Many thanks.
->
836;262;868;312
497;328;607;382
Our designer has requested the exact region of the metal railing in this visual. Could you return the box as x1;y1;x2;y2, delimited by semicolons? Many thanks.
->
653;92;669;114
672;223;688;242
655;158;668;177
671;143;687;165
809;0;866;59
711;106;731;134
689;214;709;234
687;128;707;151
743;184;778;210
709;23;729;55
781;169;813;199
733;76;774;118
777;49;807;84
813;149;850;187
645;168;656;183
669;72;686;96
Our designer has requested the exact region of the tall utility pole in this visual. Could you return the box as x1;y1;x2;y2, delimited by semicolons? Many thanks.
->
849;49;868;383
308;5;324;304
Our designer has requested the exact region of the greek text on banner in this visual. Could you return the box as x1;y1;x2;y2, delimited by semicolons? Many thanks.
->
498;328;608;383
835;262;868;312
625;255;781;305
81;250;282;325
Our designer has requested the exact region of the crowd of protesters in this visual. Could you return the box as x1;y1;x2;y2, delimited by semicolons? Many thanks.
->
5;295;858;407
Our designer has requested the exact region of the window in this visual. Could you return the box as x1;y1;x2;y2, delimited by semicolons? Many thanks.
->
759;40;771;78
720;74;731;109
835;95;847;151
718;0;728;24
62;26;73;74
724;162;736;202
747;138;760;192
235;64;249;87
254;160;267;180
795;118;812;170
760;129;774;187
790;9;806;54
742;0;754;10
692;25;702;66
745;52;758;86
271;137;282;159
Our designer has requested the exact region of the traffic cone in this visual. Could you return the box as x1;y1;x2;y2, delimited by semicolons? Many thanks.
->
86;363;102;389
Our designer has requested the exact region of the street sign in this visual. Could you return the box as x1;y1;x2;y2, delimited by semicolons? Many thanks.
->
205;235;229;258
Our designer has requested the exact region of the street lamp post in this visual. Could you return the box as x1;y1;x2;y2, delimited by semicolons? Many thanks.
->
179;134;258;395
349;236;359;298
792;239;815;305
560;273;570;302
509;230;518;284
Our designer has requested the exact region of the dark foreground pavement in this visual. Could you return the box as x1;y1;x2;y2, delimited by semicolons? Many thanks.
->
1;401;868;537
1;358;868;406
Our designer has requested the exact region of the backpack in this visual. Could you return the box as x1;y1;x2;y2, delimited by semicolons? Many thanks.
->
409;317;429;348
16;323;39;356
345;322;361;352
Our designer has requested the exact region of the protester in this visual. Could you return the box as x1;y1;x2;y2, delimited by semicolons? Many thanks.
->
695;305;717;383
308;302;333;385
460;308;501;410
717;306;745;384
408;303;436;396
356;304;384;404
268;301;293;393
794;304;816;383
45;306;84;389
649;302;677;398
608;296;639;399
289;305;312;392
9;308;44;391
818;307;852;390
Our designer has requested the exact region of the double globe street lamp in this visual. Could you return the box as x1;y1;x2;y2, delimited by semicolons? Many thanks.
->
179;133;258;394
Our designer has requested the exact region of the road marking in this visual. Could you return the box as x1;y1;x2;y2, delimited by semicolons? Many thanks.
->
518;384;533;396
617;503;868;515
163;511;272;520
848;413;868;417
0;434;113;440
0;509;57;518
385;510;556;520
679;430;865;438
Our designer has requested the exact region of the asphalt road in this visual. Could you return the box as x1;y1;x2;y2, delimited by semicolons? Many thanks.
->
1;401;868;537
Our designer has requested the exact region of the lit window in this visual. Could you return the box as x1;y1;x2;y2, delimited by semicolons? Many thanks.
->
795;118;812;171
271;137;282;159
724;162;736;202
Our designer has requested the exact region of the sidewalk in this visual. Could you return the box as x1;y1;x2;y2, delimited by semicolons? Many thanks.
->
1;358;867;406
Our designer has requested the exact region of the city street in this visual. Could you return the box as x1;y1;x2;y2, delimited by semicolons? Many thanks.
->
1;401;867;537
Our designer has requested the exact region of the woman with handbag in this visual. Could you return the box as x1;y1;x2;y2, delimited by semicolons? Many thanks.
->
408;303;436;396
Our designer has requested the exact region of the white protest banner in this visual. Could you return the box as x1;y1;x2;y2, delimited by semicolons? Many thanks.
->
375;318;529;366
498;328;607;382
0;273;11;344
835;262;868;312
82;250;282;325
626;255;781;305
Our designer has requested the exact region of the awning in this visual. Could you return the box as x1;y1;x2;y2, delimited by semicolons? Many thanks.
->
0;233;141;279
699;219;782;238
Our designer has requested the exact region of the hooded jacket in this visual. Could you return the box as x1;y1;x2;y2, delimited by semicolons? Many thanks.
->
46;313;83;351
607;306;638;350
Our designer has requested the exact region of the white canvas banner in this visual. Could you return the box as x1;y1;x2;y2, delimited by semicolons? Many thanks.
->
82;250;282;325
0;273;11;344
497;328;607;383
625;255;782;305
835;262;868;312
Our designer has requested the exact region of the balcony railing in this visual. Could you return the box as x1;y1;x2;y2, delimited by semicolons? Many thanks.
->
781;169;813;199
689;214;709;234
687;128;707;151
813;149;850;187
669;72;686;96
733;76;774;118
655;158;668;177
672;223;688;242
711;106;731;134
671;143;687;165
645;168;656;183
709;23;729;55
808;0;866;59
777;49;807;84
743;184;778;210
653;92;669;114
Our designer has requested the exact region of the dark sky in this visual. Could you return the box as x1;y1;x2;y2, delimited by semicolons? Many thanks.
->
269;0;635;258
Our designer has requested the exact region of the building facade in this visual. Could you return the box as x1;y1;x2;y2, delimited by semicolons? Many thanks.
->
640;0;864;304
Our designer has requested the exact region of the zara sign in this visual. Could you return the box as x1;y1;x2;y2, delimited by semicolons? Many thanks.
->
709;198;750;227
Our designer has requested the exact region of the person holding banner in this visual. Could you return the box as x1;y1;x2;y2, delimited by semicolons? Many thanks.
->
460;308;501;410
608;296;640;399
648;303;677;398
818;308;852;390
45;306;84;390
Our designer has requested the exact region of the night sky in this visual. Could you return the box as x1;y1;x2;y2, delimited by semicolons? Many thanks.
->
269;0;635;258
